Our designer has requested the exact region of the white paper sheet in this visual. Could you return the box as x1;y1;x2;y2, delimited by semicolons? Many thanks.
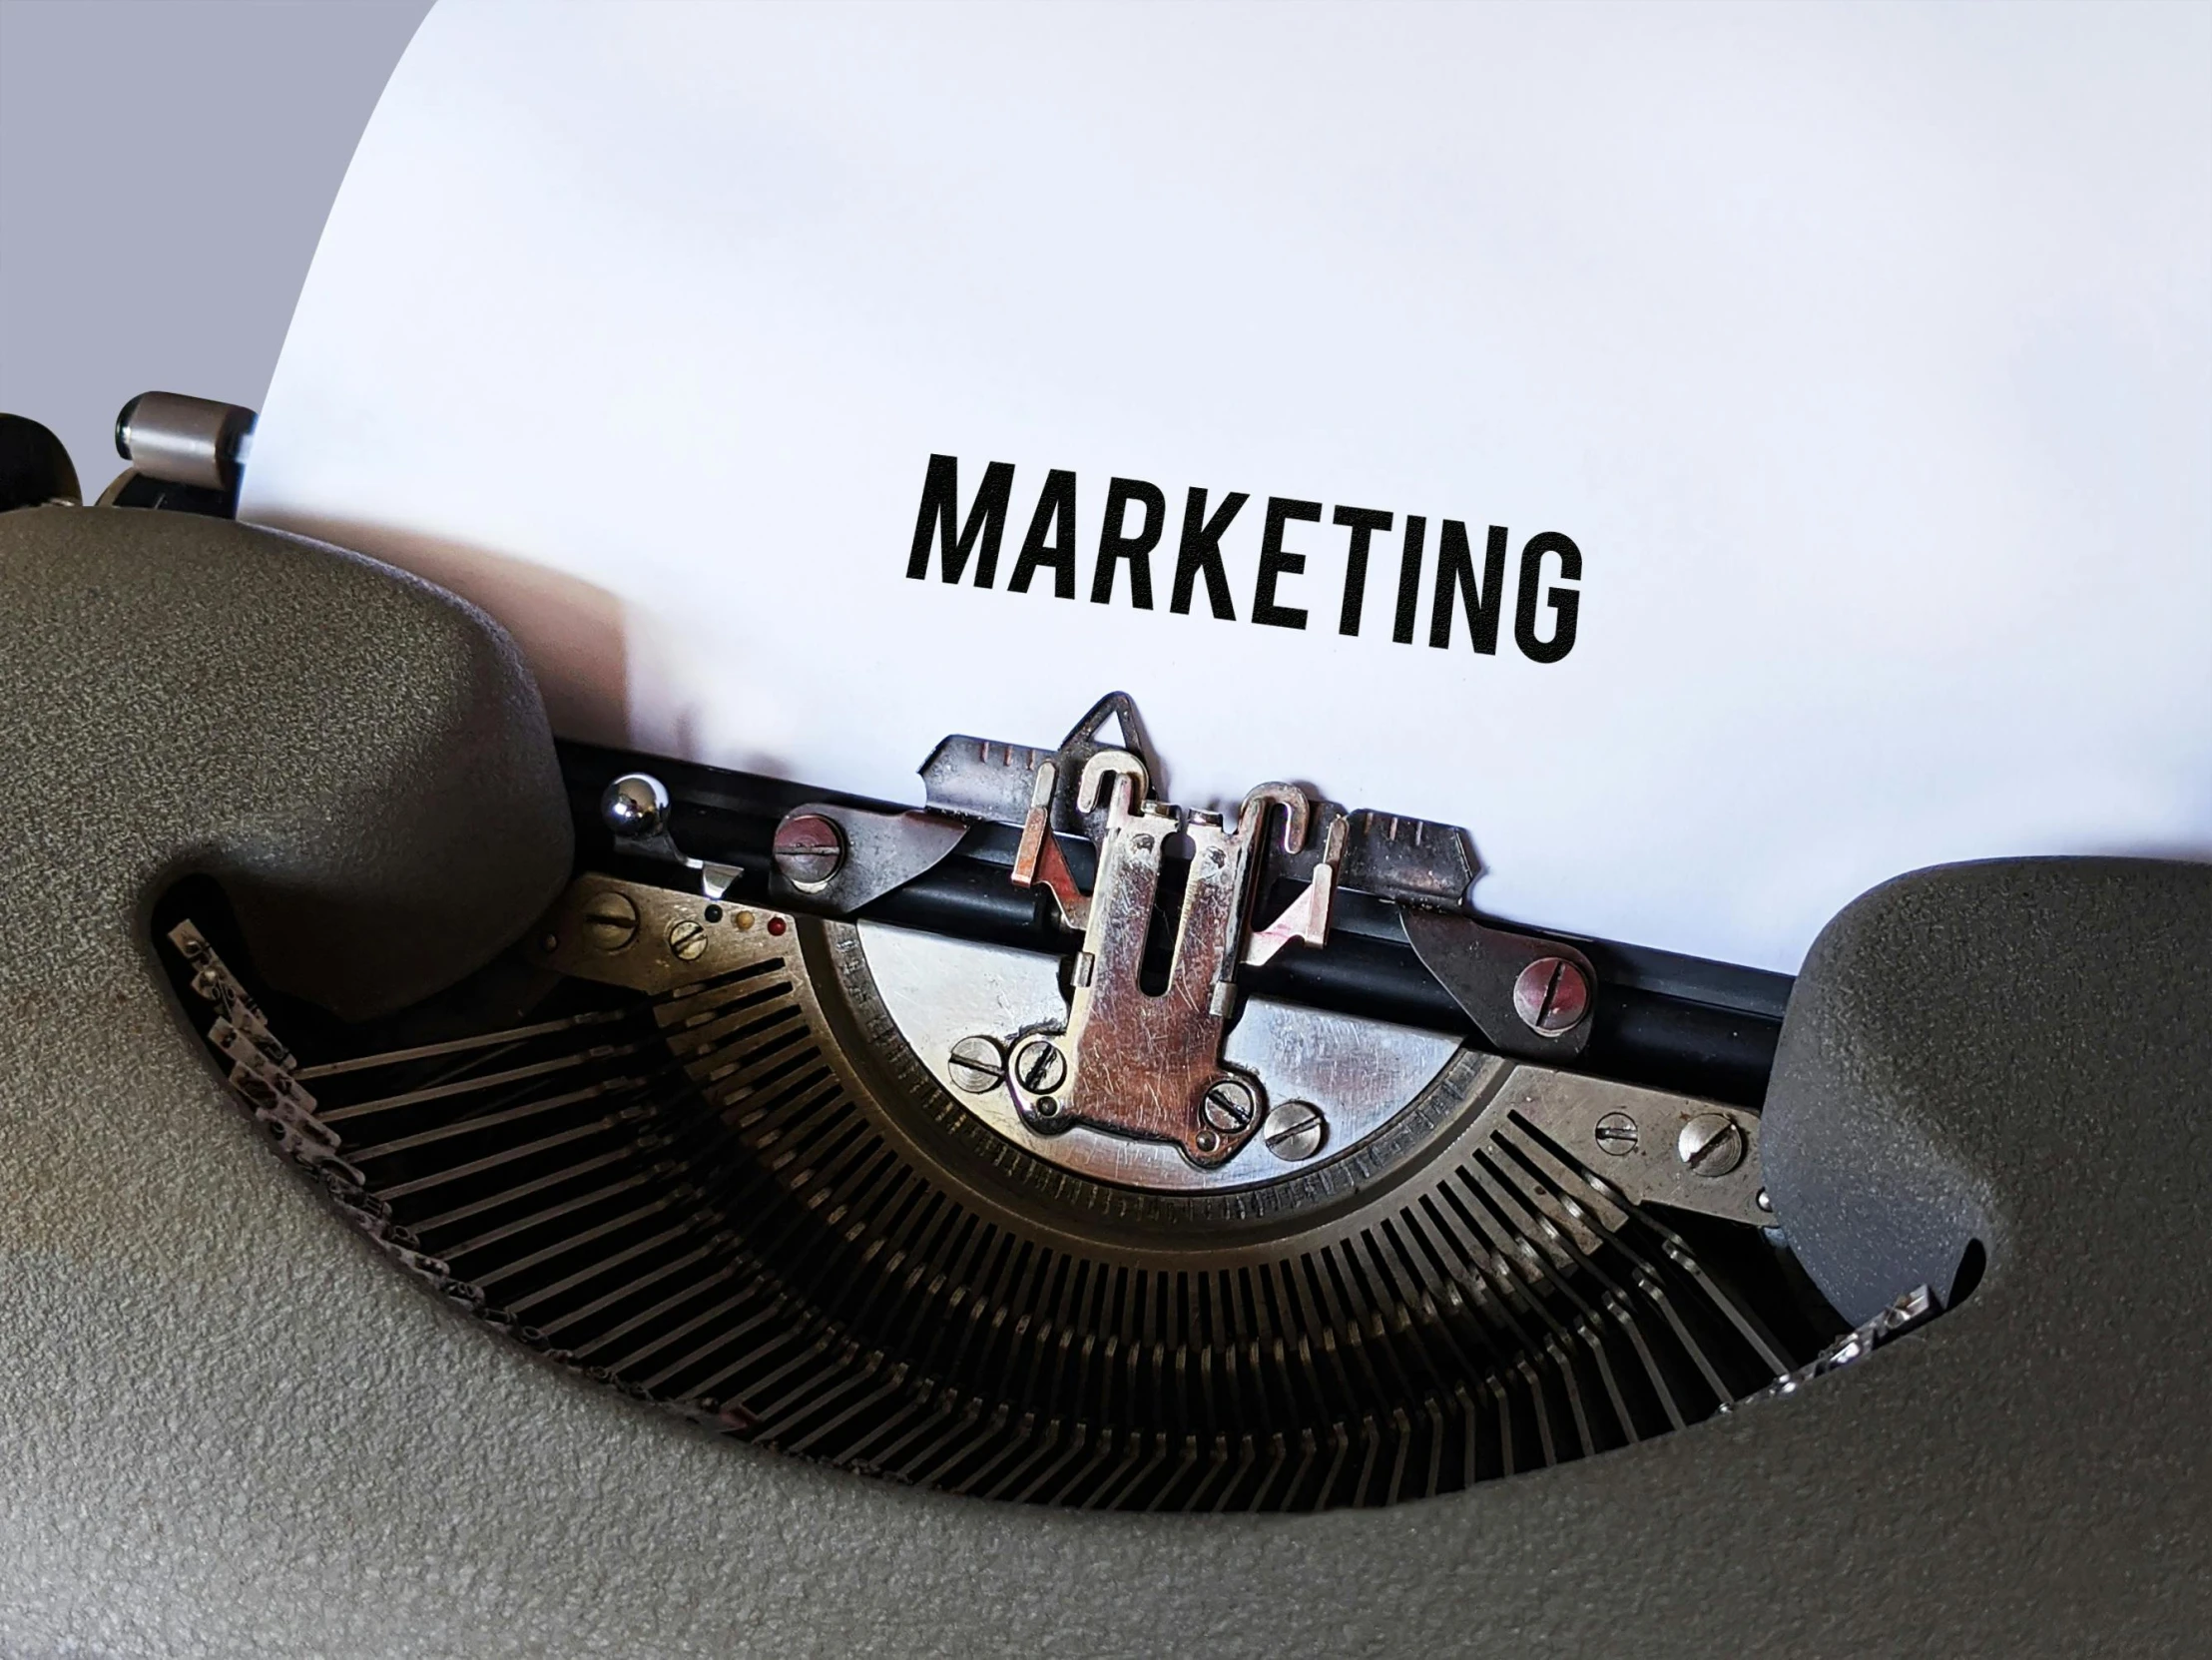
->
242;0;2212;972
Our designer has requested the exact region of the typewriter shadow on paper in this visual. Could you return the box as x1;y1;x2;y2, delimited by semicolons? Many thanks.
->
301;521;633;751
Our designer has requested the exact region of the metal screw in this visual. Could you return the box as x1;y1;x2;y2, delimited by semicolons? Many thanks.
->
1263;1100;1329;1162
602;773;669;836
946;1035;1006;1094
1512;957;1591;1035
1013;1038;1067;1095
773;813;845;890
1201;1077;1259;1135
581;891;640;952
1594;1111;1639;1156
666;917;709;961
1677;1113;1746;1178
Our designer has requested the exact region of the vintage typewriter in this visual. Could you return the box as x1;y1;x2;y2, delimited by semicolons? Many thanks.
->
3;397;2207;1653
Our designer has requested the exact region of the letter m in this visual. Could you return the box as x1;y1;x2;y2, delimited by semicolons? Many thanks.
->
907;454;1015;587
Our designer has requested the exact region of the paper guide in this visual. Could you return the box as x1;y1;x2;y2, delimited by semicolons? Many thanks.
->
241;0;2212;973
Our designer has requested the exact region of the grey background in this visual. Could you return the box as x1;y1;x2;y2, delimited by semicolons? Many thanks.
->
0;0;429;495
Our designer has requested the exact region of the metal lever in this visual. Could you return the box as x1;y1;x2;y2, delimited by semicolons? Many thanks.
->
768;802;967;913
1001;751;1259;1166
1234;789;1347;973
1400;908;1596;1060
1010;759;1101;930
601;774;743;899
998;757;1345;1169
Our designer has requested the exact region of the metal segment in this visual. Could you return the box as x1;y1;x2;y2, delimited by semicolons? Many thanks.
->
167;902;1837;1514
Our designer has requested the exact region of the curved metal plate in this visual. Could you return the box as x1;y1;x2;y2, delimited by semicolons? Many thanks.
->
854;921;1465;1192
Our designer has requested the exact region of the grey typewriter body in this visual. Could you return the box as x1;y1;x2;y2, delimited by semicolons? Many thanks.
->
1;453;2207;1655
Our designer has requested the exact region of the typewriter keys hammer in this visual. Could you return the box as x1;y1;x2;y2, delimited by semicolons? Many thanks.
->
575;694;1607;1177
996;751;1318;1167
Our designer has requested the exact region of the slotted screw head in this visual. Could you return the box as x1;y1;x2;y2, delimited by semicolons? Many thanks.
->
581;890;640;952
1677;1113;1746;1178
666;917;709;961
1594;1111;1638;1156
602;773;669;836
947;1035;1006;1094
773;813;845;889
1201;1077;1259;1135
1512;957;1591;1035
1263;1100;1328;1162
1013;1038;1067;1095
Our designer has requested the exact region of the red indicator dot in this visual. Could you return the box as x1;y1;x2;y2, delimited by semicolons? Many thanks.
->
767;916;787;936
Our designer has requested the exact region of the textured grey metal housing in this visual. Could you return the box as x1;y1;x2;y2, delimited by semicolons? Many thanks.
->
0;505;571;1018
1758;856;2211;1329
0;508;2205;1656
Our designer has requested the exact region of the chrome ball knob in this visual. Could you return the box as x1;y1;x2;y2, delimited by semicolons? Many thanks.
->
601;773;671;836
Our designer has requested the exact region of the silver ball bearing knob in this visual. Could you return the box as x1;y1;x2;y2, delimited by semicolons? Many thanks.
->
602;773;671;836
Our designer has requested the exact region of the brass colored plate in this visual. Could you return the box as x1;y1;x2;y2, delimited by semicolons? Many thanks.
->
529;873;797;995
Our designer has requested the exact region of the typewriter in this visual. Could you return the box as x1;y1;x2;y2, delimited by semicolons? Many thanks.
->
2;397;2207;1655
